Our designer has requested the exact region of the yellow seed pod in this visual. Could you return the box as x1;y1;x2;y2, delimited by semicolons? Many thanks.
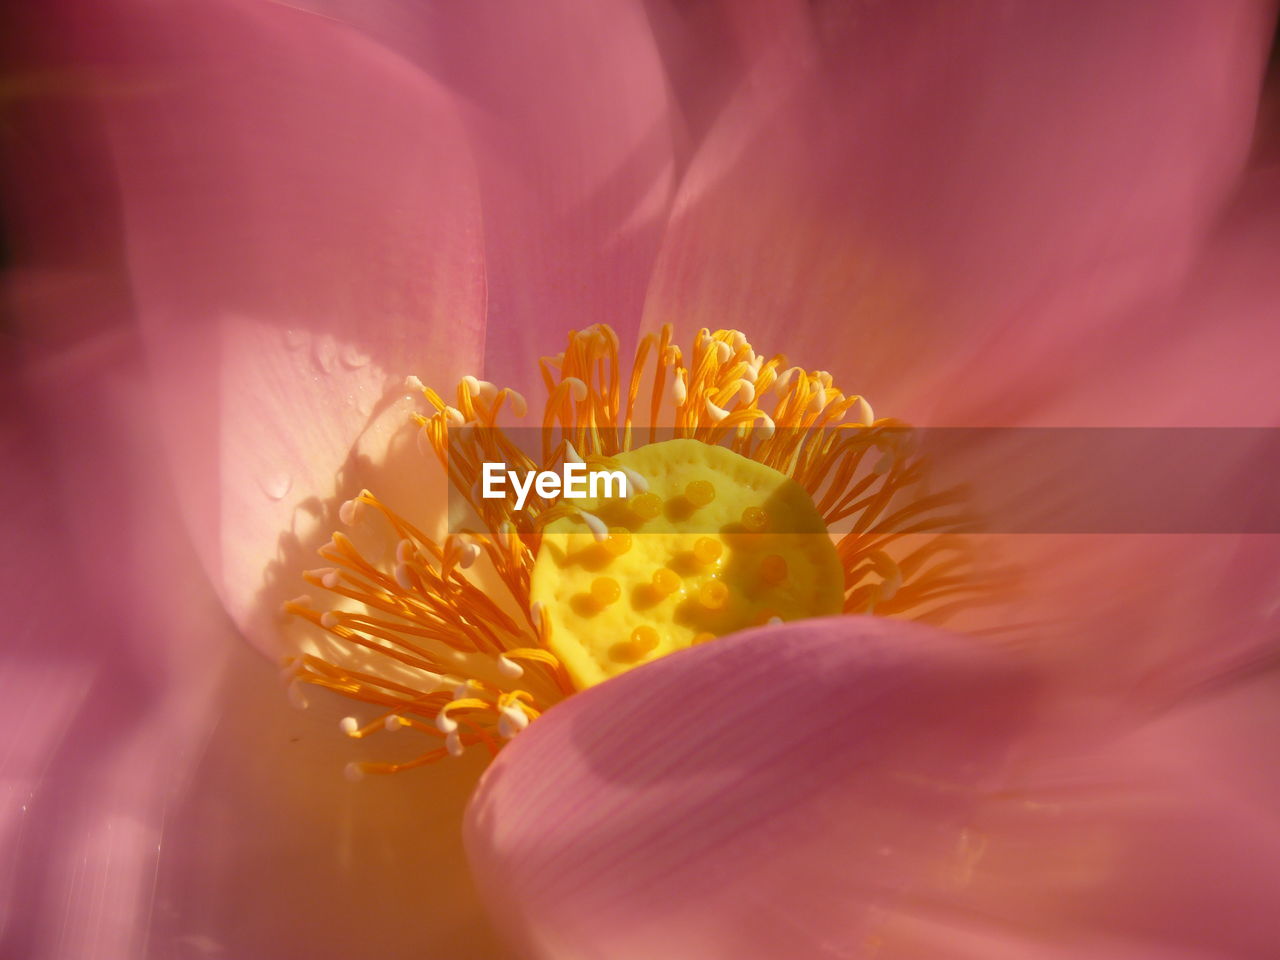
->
532;439;842;688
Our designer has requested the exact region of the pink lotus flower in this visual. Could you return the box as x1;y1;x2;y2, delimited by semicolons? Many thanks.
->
3;2;1279;958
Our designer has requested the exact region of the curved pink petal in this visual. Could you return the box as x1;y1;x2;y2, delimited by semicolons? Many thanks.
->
431;0;681;391
0;364;502;958
466;618;1039;958
291;0;684;393
77;0;487;650
466;618;1280;959
639;0;1275;426
3;14;501;951
1018;165;1280;427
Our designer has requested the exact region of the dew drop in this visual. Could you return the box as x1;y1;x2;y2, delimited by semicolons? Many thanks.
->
313;334;338;373
341;344;371;368
259;473;293;501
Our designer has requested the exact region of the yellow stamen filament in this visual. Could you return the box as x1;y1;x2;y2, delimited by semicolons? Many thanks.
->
287;322;991;776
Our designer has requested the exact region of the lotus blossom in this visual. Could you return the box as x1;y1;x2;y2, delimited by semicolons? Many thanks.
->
3;2;1280;959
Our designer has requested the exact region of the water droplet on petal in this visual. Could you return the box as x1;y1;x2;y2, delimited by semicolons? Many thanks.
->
341;344;371;368
313;334;337;373
259;473;293;501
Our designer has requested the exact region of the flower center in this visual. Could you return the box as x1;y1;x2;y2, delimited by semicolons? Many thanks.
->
532;439;843;688
283;324;986;778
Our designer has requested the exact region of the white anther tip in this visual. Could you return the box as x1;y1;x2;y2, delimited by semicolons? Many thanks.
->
705;397;731;422
505;389;528;418
384;715;403;732
578;510;608;542
436;712;458;735
458;542;481;569
404;374;425;392
396;539;415;564
394;564;414;590
619;465;648;495
343;762;365;783
338;497;362;527
339;716;359;736
320;611;341;629
671;371;688;406
445;731;464;757
496;655;524;679
564;377;588;403
286;679;309;710
564;441;584;464
855;397;875;426
774;366;801;392
809;385;827;413
766;616;783;626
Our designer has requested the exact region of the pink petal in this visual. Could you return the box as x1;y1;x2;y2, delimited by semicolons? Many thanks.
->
2;11;501;952
75;0;487;649
430;0;681;391
639;1;1275;425
292;0;684;392
466;618;1039;958
1012;166;1280;427
0;362;501;957
466;618;1280;959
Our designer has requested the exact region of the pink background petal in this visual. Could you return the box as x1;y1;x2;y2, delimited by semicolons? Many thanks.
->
0;342;501;959
639;0;1276;426
75;0;487;650
290;0;685;393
